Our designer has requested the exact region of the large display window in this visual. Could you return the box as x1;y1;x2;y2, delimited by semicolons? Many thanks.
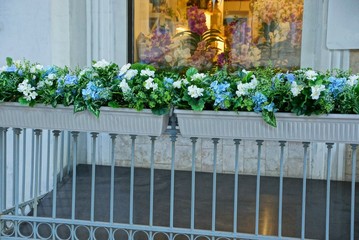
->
133;0;303;70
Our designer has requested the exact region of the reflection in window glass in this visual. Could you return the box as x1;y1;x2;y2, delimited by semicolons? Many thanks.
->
134;0;303;70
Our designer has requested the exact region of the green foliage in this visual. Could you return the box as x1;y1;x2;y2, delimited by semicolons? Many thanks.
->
1;57;358;127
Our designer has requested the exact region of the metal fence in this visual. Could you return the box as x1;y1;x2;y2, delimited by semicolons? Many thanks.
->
0;115;358;240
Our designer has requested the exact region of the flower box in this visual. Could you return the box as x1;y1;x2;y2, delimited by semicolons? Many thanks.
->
174;109;359;143
0;103;169;136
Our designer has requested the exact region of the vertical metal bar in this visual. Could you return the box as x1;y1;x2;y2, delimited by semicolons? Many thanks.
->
71;131;79;240
33;129;42;239
109;134;117;224
149;136;156;227
60;131;65;182
39;132;43;196
211;138;219;236
90;132;98;240
3;128;8;210
233;139;241;234
255;140;264;235
13;128;22;238
278;141;286;237
33;129;42;217
325;143;334;240
169;114;177;235
129;135;137;225
190;137;198;235
301;142;310;240
0;127;7;214
0;128;5;212
71;132;79;221
52;130;61;239
67;132;71;175
109;134;117;240
46;131;51;192
90;132;98;223
13;128;22;213
30;129;35;198
350;144;357;240
52;131;61;217
22;129;26;202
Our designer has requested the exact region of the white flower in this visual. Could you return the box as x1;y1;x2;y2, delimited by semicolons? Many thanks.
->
79;68;90;77
182;78;189;85
151;83;158;90
173;80;182;89
119;79;131;93
28;91;38;100
93;59;110;68
187;85;204;98
124;69;138;80
347;75;358;87
45;79;53;86
305;70;318;81
140;68;155;77
242;69;250;75
119;63;131;76
17;79;37;101
191;73;206;81
235;78;258;97
310;84;326;100
17;79;30;92
37;81;45;88
47;73;56;80
144;77;157;90
290;81;304;97
35;64;43;70
248;77;258;89
14;60;21;68
235;84;247;97
30;67;36;73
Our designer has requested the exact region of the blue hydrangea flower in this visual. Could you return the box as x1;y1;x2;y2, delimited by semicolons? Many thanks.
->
6;65;17;72
328;76;346;98
263;102;276;112
43;66;57;77
210;81;231;109
64;74;78;85
252;92;267;113
82;81;108;101
285;73;295;83
164;77;174;89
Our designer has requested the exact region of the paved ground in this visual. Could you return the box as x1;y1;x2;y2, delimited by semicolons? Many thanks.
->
23;164;359;239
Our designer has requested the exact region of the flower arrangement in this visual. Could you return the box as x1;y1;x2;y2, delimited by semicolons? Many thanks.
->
1;57;359;127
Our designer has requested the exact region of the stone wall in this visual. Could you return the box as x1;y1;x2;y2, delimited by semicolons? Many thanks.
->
85;133;359;181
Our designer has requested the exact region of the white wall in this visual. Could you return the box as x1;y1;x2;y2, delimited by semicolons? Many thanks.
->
0;0;52;66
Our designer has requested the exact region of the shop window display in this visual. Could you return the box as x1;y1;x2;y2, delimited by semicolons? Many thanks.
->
134;0;303;70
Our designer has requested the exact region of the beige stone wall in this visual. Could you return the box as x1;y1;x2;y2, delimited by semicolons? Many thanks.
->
89;133;359;181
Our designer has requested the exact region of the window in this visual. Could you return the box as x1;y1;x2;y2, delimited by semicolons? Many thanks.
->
133;0;304;70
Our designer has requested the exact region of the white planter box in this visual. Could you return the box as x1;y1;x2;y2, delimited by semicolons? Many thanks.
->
174;109;359;143
0;103;169;136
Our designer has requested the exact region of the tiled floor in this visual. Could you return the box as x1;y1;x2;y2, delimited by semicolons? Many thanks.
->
25;164;359;239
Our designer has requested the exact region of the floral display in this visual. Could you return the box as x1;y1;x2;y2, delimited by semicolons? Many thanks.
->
1;57;358;127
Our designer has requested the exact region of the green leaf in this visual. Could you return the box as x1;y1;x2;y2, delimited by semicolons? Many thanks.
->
6;57;13;67
74;102;86;113
18;97;30;105
108;101;120;108
151;107;170;115
190;98;205;111
186;67;198;78
262;111;277;127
